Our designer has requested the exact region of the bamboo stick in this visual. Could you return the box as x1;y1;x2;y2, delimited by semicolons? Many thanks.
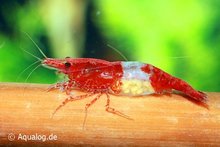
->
0;82;219;146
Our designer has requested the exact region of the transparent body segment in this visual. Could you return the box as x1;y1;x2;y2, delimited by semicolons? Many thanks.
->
119;62;155;96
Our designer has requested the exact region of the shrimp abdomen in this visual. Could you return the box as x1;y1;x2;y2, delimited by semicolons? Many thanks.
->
141;64;207;103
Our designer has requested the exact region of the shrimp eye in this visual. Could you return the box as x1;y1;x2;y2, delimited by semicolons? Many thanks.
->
64;62;71;68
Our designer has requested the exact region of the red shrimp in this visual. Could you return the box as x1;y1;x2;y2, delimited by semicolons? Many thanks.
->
23;32;207;126
42;58;207;119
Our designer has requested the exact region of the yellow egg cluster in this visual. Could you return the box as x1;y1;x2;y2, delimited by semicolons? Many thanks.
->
120;79;155;96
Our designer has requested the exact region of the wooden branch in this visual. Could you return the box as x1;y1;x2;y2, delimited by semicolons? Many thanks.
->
0;83;219;146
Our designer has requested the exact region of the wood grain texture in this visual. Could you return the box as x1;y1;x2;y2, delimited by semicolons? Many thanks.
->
0;82;219;146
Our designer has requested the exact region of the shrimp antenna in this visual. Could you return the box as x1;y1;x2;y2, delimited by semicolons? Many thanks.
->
22;63;42;96
25;64;42;83
22;31;47;59
107;44;128;61
16;60;41;82
20;46;43;61
169;56;190;59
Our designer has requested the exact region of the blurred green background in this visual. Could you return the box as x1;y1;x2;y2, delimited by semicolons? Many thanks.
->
0;0;219;91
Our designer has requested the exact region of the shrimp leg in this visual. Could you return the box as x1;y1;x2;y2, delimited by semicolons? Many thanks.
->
83;93;103;129
52;93;94;118
105;94;133;120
